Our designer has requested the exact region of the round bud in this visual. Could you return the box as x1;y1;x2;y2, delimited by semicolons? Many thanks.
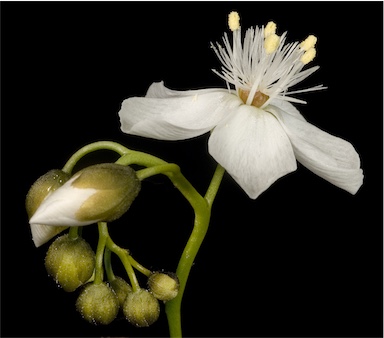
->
148;272;179;302
26;169;71;218
45;234;95;292
76;282;119;325
109;276;132;308
123;289;160;327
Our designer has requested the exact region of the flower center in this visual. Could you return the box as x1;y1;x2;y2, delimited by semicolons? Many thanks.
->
239;89;269;108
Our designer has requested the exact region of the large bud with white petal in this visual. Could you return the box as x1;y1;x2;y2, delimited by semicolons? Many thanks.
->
29;163;141;227
45;234;95;292
26;169;71;247
76;282;119;325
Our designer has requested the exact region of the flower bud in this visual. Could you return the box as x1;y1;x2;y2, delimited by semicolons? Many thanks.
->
26;169;71;247
76;282;119;325
109;276;132;308
148;272;179;302
45;234;95;292
123;289;160;327
29;163;141;227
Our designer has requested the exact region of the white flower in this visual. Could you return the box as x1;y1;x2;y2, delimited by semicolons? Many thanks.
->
118;12;363;199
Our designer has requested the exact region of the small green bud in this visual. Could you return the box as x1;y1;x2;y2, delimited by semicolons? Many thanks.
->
26;169;71;247
123;289;160;327
29;163;141;227
76;282;119;325
109;276;133;308
45;234;95;292
148;272;179;302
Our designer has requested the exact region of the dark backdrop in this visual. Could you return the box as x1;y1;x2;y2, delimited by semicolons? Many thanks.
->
1;2;383;337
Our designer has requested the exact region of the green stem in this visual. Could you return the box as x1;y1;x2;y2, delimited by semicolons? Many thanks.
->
104;248;116;282
128;255;151;277
94;222;109;284
106;237;141;292
165;164;226;338
68;226;79;240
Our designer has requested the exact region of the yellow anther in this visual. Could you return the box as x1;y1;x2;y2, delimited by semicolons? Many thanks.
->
264;33;280;54
264;21;277;38
301;47;316;65
228;11;240;31
300;35;317;51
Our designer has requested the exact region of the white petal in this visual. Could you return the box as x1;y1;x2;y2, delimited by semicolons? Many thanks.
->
208;105;297;199
269;105;363;194
267;99;306;121
29;175;98;227
119;89;241;141
146;81;229;98
30;224;68;247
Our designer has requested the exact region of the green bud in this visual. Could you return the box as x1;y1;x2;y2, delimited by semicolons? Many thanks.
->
73;163;141;223
148;272;179;302
45;234;95;292
76;282;119;325
26;169;71;247
109;276;133;308
123;289;160;327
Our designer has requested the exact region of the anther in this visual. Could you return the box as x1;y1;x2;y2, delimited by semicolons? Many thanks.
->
301;47;316;64
300;35;317;51
228;11;240;31
264;21;277;38
264;34;280;54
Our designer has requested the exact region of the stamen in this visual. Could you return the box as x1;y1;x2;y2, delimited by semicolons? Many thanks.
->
264;21;277;38
264;34;280;54
301;47;316;64
300;35;317;51
228;11;240;31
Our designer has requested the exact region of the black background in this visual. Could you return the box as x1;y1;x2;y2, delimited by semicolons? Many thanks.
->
1;2;383;337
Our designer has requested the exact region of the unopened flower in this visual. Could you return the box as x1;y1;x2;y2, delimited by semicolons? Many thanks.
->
29;163;141;236
118;12;363;199
45;234;95;292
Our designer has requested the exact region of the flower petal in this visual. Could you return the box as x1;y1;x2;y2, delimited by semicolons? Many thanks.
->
208;105;297;199
146;81;229;98
268;99;306;121
269;105;363;194
30;224;68;248
119;86;241;140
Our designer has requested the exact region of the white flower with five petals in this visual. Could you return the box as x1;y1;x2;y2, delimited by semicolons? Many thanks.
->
118;12;363;199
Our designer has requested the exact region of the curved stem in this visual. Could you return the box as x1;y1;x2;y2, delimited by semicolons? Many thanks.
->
165;164;225;337
62;141;131;174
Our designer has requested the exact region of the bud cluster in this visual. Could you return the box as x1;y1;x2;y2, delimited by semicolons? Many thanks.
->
74;271;179;327
27;161;180;331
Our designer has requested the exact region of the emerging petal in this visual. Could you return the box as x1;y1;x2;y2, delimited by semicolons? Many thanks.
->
208;105;297;199
29;174;98;227
30;224;68;248
268;103;363;194
118;84;242;140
